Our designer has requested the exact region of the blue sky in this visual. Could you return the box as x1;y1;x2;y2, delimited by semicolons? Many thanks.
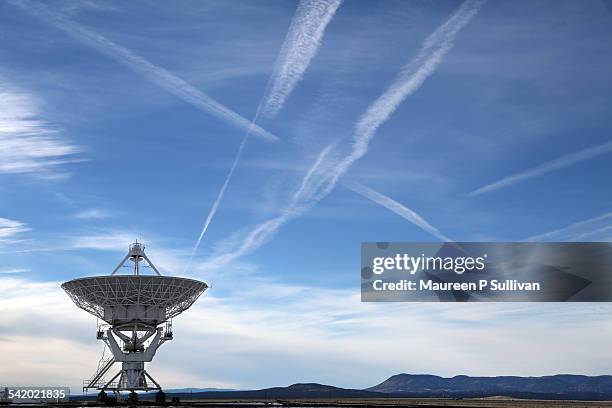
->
1;0;612;392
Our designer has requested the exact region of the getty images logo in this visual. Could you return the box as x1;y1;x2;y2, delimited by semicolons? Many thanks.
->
371;253;487;275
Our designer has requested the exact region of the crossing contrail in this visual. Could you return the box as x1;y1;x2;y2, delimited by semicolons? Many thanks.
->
198;0;485;271
288;0;488;206
9;0;279;142
468;140;612;196
184;0;344;271
262;0;343;117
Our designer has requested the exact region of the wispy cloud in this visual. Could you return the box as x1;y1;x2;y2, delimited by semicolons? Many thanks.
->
0;228;188;276
198;0;485;271
0;81;81;177
262;0;343;117
0;268;30;275
0;268;29;274
525;210;612;242
72;208;111;220
9;0;279;143
468;141;612;196
0;217;30;243
345;181;450;241
68;230;140;252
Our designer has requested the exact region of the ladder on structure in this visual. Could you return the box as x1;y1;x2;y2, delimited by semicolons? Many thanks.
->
84;349;116;392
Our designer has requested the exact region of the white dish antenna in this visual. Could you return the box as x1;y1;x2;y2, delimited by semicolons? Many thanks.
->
62;242;207;394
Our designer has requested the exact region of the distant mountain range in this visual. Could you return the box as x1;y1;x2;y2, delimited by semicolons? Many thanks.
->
81;373;612;402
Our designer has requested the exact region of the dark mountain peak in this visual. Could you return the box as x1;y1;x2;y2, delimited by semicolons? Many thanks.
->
286;383;340;392
368;373;612;399
389;373;442;379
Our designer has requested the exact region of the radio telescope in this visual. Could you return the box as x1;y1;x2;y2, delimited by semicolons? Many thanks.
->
62;242;207;395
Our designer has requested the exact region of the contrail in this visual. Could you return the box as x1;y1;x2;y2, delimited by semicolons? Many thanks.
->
524;210;612;242
291;142;337;203
345;181;451;241
262;0;343;117
291;0;488;204
184;1;344;271
9;0;279;142
572;225;612;241
468;140;612;196
198;0;485;271
183;116;258;274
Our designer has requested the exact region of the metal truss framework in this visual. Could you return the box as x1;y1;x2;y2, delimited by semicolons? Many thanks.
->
62;275;207;324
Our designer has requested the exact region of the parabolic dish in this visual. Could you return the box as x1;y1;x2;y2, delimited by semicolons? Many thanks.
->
62;275;207;326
